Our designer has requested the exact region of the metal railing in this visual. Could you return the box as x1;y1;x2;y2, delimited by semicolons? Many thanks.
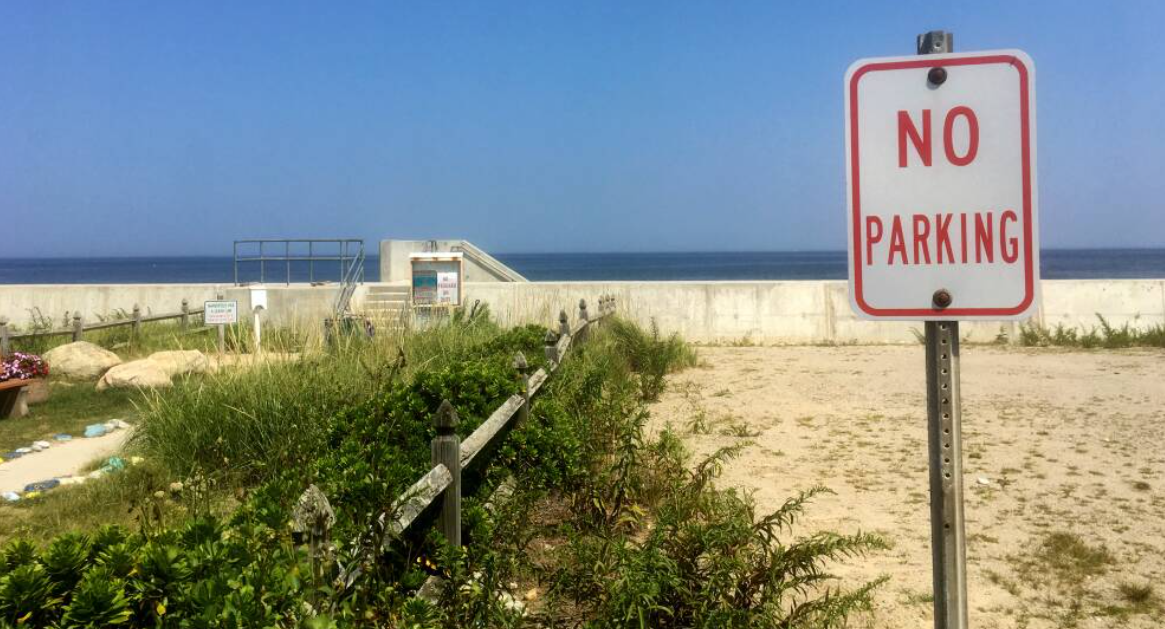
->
232;239;366;286
333;244;366;319
451;241;528;282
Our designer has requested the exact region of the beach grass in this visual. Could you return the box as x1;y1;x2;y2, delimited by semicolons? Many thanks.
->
1018;315;1165;348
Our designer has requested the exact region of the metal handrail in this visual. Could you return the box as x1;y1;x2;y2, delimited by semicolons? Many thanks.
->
451;241;528;282
233;239;366;286
333;244;366;318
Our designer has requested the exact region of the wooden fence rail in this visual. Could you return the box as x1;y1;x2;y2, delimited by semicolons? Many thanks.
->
0;299;207;356
364;295;616;553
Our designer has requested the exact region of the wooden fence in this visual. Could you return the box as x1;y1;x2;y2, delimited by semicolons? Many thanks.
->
0;300;207;357
292;295;618;570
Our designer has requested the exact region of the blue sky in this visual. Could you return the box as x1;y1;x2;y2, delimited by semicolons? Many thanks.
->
1;1;1162;256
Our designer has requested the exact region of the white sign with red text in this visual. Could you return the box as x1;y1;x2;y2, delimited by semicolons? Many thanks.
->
845;50;1039;320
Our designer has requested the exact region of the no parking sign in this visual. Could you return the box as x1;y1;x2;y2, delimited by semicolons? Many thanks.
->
845;50;1039;320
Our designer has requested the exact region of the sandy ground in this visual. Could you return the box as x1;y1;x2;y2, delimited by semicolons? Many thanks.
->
649;345;1165;629
0;429;131;495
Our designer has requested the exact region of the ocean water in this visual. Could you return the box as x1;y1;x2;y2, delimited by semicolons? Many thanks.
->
1;249;1163;285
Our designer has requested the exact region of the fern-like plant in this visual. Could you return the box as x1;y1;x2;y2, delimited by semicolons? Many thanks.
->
60;567;132;628
0;564;62;626
95;543;138;580
0;539;37;575
41;533;92;596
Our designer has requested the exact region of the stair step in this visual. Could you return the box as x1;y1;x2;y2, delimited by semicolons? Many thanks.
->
365;300;409;306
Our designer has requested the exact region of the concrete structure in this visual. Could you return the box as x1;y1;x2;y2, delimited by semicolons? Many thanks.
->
461;279;1165;344
378;240;526;283
2;279;1162;345
1;284;342;330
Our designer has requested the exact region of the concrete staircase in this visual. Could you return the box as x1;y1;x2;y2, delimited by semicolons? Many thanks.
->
363;285;411;328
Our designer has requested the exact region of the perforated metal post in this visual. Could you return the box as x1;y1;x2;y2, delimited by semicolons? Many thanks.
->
925;321;967;629
919;28;968;629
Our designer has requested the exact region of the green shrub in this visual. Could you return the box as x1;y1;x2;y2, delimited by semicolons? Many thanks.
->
60;567;133;627
607;317;698;401
0;564;60;626
8;315;881;628
0;539;37;574
41;533;91;595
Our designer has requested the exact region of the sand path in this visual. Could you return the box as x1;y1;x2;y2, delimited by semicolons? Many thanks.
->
0;429;131;495
650;345;1165;629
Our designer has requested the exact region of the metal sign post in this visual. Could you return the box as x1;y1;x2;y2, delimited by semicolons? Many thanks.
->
846;27;1039;629
919;30;967;629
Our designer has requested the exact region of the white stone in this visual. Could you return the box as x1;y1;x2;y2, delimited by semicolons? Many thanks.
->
148;350;210;377
96;359;172;391
44;341;122;380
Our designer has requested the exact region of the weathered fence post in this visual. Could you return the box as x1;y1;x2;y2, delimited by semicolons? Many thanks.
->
544;330;559;366
558;309;570;337
0;317;9;358
180;299;190;330
577;299;590;341
291;484;335;599
432;400;462;547
131;305;142;339
216;293;226;354
513;351;530;428
72;314;84;342
323;318;334;347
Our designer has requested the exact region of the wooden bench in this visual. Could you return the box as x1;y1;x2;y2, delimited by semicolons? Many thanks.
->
0;379;31;419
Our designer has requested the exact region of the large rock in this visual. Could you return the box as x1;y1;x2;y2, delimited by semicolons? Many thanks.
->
96;359;172;391
148;350;210;377
43;342;122;380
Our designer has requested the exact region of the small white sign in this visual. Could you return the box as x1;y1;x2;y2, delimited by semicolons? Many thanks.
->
845;50;1039;320
437;271;459;305
250;288;268;311
204;300;238;325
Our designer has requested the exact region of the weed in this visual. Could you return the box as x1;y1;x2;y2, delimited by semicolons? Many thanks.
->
1019;315;1165;348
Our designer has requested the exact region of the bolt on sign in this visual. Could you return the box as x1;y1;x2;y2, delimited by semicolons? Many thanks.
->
845;50;1039;320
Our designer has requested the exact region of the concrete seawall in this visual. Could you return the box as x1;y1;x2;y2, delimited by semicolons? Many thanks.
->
2;279;1163;344
461;279;1165;344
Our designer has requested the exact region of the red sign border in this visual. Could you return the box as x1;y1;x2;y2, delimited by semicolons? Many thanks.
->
848;54;1035;318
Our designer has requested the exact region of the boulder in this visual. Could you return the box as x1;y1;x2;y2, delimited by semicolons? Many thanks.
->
43;342;122;379
148;350;210;377
96;359;172;391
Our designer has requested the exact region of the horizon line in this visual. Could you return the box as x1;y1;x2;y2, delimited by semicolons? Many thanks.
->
4;246;1165;261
